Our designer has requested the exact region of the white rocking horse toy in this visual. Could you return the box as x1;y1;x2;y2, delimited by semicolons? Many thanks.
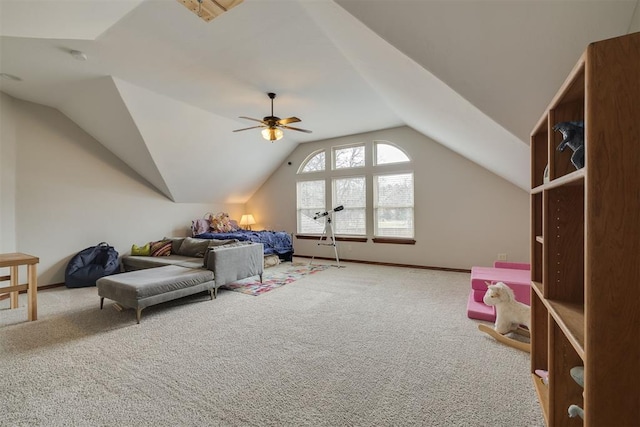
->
478;281;531;352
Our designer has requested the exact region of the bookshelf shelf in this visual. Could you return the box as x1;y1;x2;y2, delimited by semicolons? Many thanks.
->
529;32;640;426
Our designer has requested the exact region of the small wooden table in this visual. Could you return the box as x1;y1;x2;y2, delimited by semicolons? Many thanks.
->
0;253;39;321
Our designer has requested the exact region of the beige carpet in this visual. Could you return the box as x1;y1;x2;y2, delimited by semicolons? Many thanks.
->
0;259;543;426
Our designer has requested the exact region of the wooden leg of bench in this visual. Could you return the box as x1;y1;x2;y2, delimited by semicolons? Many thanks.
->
100;297;104;310
136;308;142;324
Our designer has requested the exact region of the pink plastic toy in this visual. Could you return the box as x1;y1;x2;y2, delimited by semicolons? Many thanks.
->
466;261;531;322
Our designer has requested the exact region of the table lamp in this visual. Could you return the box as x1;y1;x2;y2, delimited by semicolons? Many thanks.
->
239;214;256;230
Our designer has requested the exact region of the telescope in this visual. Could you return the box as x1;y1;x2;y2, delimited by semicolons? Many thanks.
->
313;205;344;220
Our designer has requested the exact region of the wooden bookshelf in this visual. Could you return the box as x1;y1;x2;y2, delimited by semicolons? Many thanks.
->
529;32;640;426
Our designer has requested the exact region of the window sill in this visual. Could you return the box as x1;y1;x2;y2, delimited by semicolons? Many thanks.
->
295;234;368;243
295;235;415;244
372;237;416;245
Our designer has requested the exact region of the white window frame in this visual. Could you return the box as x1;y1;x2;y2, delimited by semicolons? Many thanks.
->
332;176;366;236
332;143;366;170
298;149;326;174
374;141;410;166
296;180;326;234
373;172;414;238
296;140;414;240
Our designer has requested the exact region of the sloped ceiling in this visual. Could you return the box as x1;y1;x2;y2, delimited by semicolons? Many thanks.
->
1;0;638;202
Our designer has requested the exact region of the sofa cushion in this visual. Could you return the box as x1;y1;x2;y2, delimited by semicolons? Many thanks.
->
164;237;185;254
207;241;251;251
122;255;204;271
208;239;239;247
177;237;210;257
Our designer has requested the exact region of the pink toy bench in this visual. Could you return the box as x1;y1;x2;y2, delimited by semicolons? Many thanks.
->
466;261;531;322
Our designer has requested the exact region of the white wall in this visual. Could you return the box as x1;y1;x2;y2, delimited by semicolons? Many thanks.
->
2;96;243;286
631;2;640;32
1;96;530;283
247;126;529;270
0;93;18;253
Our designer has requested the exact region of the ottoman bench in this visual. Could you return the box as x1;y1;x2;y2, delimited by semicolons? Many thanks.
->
97;265;216;323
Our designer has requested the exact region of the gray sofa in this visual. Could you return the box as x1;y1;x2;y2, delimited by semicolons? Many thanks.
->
98;237;263;322
121;237;264;287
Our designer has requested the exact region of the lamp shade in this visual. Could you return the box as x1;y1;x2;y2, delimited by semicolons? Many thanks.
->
261;127;283;141
239;214;256;230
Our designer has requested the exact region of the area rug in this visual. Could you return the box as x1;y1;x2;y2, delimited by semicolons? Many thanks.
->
222;262;330;296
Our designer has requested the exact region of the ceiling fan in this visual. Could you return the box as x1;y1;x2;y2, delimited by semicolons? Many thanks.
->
233;92;312;141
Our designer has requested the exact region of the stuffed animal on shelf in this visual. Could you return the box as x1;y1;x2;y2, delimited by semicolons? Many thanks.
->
568;366;585;420
568;404;584;419
553;121;585;170
483;281;531;334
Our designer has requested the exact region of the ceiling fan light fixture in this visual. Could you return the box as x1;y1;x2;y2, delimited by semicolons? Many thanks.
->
262;127;283;141
233;92;311;140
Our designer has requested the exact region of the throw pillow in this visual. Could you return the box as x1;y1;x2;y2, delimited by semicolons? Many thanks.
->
131;243;151;256
150;240;172;257
191;219;211;236
176;237;210;257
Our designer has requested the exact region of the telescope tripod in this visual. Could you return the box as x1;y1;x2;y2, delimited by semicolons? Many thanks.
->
310;214;342;268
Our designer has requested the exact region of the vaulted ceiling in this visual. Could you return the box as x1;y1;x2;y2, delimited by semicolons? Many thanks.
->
1;0;638;202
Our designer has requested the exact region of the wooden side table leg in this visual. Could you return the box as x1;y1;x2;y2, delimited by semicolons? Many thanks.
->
10;265;19;309
27;263;37;321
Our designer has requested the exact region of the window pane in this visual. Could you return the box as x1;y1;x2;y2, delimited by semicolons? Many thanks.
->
300;151;325;173
297;180;325;233
333;176;366;235
374;173;414;237
333;145;365;169
375;142;410;165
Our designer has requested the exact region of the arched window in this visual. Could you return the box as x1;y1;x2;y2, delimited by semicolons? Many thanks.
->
296;140;414;239
374;141;410;165
298;150;326;173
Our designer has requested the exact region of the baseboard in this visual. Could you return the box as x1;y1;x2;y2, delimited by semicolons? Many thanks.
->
294;255;471;273
1;260;470;302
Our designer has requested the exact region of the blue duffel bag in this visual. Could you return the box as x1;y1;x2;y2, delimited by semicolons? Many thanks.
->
65;242;120;288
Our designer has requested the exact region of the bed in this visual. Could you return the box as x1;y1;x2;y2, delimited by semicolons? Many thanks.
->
195;230;294;261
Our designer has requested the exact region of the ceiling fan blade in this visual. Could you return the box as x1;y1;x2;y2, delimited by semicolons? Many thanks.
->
239;116;266;124
280;125;312;133
233;125;266;132
277;117;301;125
